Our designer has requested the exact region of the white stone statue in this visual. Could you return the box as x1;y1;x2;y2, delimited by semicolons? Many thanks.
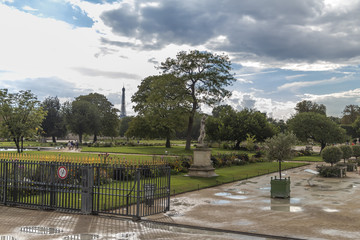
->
198;115;207;146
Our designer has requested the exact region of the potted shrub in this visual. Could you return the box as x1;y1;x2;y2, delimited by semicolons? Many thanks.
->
264;132;297;198
322;146;345;177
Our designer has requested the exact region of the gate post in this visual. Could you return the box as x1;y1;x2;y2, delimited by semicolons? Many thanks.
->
133;169;141;221
2;162;8;205
81;165;94;214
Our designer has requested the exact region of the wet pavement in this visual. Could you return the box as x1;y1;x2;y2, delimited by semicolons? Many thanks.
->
147;163;360;240
1;162;360;239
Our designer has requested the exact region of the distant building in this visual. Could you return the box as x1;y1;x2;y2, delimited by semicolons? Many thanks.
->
120;85;126;118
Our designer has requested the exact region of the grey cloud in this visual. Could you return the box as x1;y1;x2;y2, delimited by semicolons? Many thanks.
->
74;67;141;80
1;78;88;101
100;0;360;63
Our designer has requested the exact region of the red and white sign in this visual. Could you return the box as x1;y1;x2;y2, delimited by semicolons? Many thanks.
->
57;166;68;179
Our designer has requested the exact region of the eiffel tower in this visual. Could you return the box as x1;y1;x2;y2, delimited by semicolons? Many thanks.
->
120;85;126;118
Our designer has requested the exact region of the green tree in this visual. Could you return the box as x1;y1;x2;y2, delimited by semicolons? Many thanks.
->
288;112;346;152
206;106;276;149
119;116;133;137
131;74;189;147
0;89;46;153
295;100;326;115
41;96;67;143
353;116;360;136
160;50;236;150
63;100;100;143
341;104;360;124
264;132;297;179
76;93;119;142
339;145;353;163
322;146;342;166
352;145;360;160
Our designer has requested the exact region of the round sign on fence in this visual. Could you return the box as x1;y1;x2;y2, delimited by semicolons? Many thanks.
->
57;166;68;179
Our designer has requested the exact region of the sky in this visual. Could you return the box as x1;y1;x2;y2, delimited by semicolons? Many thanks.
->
0;0;359;120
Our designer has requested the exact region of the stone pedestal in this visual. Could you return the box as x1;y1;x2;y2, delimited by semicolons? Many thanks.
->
187;148;218;177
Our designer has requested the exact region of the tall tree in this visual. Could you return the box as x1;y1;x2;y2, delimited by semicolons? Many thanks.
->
287;112;346;152
341;104;360;124
206;106;276;149
63;100;100;143
160;50;236;150
131;74;189;147
76;93;119;142
295;100;326;115
0;89;46;153
119;116;133;137
41;96;67;143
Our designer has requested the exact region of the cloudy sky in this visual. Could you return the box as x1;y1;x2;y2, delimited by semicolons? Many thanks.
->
0;0;359;119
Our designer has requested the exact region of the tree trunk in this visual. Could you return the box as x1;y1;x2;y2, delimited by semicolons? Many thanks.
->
79;133;83;144
20;136;24;153
52;135;56;143
93;134;97;143
14;137;20;153
185;114;194;150
320;142;326;153
165;137;171;148
279;160;282;180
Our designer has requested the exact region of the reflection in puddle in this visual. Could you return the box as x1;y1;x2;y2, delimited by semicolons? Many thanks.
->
226;195;248;200
20;226;62;234
211;200;231;205
237;191;246;194
63;234;100;240
115;232;138;240
261;206;303;212
214;192;232;197
0;237;17;240
323;208;339;213
259;187;270;190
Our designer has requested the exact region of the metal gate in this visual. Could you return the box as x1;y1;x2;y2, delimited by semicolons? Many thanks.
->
0;160;171;219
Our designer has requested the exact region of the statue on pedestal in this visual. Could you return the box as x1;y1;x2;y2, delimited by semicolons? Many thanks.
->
197;115;207;148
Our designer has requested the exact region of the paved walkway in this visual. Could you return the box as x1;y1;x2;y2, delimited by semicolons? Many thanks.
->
1;162;360;239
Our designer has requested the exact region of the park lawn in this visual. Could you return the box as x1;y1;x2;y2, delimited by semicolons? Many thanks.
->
291;155;323;162
81;145;192;156
3;151;160;162
170;161;308;195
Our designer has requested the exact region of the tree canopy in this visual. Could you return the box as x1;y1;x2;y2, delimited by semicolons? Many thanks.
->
41;96;66;143
160;50;236;150
75;93;119;142
295;100;326;115
206;105;277;149
0;89;46;153
129;74;189;147
341;104;360;124
287;112;346;152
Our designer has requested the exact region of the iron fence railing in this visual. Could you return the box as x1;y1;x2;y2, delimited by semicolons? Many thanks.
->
0;159;170;219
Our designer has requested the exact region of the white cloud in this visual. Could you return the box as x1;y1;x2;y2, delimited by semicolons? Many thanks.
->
277;76;350;92
302;88;360;117
22;5;38;11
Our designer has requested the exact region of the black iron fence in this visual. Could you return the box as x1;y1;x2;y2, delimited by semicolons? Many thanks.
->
0;159;171;219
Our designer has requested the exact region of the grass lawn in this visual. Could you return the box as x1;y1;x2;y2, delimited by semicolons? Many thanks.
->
291;154;323;162
170;161;308;195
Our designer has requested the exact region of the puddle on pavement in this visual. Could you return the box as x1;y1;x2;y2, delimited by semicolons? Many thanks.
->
226;195;248;200
211;200;231;205
215;192;232;197
115;232;138;240
237;190;246;194
261;206;304;212
236;181;258;186
0;237;17;240
322;208;339;213
259;187;270;190
63;234;100;240
20;226;63;234
165;210;183;217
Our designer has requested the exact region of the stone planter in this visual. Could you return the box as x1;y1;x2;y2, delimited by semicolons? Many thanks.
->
270;177;290;198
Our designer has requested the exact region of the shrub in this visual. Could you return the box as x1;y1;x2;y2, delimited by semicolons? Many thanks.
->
352;145;360;160
339;145;353;163
317;165;343;177
322;146;342;166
